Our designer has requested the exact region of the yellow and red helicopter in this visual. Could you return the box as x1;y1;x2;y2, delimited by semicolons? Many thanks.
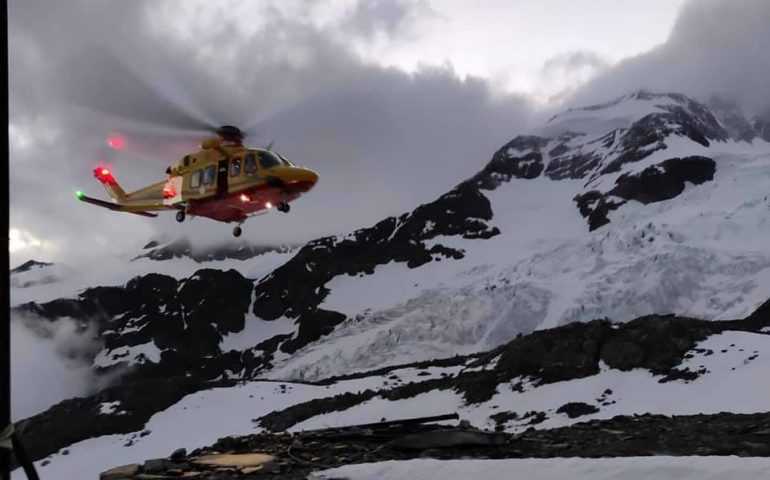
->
60;48;321;237
76;125;318;237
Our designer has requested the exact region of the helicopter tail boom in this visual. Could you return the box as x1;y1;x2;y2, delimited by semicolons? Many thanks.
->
75;192;158;217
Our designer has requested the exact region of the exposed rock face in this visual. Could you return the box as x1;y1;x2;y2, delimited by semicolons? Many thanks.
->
598;94;726;175
467;136;550;189
17;269;255;379
556;402;600;418
575;156;716;230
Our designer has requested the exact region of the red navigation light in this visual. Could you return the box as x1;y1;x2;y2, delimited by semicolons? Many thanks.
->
163;181;177;199
107;135;125;150
94;166;117;185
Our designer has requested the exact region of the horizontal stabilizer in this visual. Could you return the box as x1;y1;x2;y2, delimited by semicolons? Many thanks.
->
76;193;158;217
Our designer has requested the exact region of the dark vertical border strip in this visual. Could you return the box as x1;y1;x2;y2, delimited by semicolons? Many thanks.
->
1;0;11;477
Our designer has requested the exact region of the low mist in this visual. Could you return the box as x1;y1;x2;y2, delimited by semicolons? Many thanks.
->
11;315;104;421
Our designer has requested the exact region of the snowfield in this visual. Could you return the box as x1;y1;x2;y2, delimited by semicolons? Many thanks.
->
312;457;770;480
270;141;770;381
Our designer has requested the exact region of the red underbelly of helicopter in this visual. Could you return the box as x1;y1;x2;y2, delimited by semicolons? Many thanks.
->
187;182;312;223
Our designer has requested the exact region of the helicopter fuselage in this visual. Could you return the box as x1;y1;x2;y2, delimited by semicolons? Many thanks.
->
81;136;318;234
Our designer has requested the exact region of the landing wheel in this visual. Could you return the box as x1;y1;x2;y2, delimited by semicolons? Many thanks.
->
277;201;290;213
232;225;242;237
176;210;186;223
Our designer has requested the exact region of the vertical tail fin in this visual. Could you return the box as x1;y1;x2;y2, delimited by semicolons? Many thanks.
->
93;167;127;202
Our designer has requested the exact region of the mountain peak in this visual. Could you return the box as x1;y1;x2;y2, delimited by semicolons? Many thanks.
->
11;259;53;274
541;91;726;139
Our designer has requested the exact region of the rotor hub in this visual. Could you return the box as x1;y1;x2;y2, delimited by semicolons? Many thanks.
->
216;125;245;143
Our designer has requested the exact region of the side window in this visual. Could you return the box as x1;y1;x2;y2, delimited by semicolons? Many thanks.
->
230;158;241;177
259;151;281;169
190;170;201;188
244;154;257;174
183;156;190;167
202;165;216;185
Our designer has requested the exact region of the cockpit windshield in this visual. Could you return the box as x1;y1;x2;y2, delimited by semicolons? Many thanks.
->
259;151;282;169
276;153;294;166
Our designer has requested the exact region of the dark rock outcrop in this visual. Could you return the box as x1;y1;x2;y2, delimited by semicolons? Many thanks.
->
16;269;256;379
575;156;716;230
556;402;600;418
106;412;770;479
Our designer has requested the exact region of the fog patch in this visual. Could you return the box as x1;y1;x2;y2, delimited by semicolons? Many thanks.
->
11;315;110;421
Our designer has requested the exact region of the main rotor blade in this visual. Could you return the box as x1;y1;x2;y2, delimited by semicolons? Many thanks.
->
58;47;218;133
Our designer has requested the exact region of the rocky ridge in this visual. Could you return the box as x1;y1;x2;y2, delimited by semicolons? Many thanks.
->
101;412;770;479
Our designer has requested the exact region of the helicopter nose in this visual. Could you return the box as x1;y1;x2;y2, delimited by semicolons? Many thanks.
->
275;167;318;193
304;169;319;186
296;168;318;192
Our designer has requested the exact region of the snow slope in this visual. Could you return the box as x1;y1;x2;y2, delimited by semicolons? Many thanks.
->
29;326;770;479
270;138;770;381
312;457;770;480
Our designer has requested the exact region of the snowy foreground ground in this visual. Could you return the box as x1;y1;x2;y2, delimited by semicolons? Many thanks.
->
27;326;770;479
312;457;770;480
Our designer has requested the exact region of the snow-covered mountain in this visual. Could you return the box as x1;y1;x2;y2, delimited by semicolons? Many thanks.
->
11;91;770;478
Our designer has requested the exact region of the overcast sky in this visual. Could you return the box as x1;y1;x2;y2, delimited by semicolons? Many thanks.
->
9;0;769;266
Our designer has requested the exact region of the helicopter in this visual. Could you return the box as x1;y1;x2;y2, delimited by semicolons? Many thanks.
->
76;125;318;237
64;49;319;237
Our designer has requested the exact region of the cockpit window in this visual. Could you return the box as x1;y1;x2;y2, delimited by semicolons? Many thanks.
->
259;151;282;169
277;153;294;166
244;154;257;174
231;158;241;177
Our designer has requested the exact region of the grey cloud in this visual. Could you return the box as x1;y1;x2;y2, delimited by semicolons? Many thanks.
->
539;50;610;104
569;0;770;115
541;50;608;76
340;0;435;40
9;0;533;263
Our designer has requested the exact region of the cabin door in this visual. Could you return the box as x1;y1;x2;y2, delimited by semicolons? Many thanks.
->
216;159;229;197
